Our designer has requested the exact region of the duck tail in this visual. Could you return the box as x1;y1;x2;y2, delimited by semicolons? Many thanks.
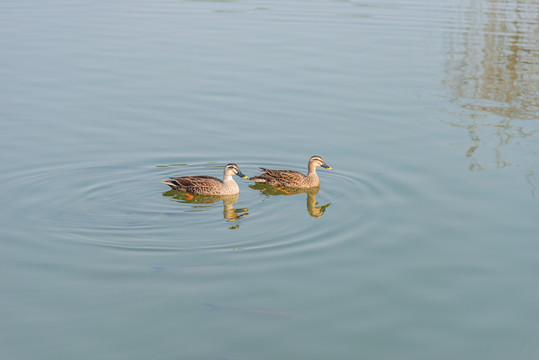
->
162;179;180;189
249;175;266;183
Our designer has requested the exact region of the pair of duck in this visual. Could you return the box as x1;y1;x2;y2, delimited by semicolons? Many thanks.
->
162;155;332;195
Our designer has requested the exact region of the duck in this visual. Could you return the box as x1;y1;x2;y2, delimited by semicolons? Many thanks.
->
162;163;248;195
249;155;332;188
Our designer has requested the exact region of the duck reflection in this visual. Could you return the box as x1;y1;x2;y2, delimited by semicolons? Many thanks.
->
249;184;331;218
163;190;248;223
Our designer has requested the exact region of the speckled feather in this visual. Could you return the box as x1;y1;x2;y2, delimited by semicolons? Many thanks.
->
163;176;224;195
251;168;310;187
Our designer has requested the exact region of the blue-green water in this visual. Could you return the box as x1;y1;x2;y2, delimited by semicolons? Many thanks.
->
2;0;539;359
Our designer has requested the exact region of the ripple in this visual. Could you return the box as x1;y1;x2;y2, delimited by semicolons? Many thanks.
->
2;161;168;247
1;156;404;256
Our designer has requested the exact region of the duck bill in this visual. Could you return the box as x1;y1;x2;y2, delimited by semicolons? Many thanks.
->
321;163;333;170
236;171;248;179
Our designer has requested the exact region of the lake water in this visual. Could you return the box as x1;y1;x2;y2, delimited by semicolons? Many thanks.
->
2;0;539;359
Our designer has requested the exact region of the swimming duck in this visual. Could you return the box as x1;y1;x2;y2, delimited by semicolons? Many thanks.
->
249;155;332;188
162;163;248;195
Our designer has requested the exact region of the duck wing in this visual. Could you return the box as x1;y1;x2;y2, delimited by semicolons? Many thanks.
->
250;168;305;186
164;175;222;192
262;168;304;181
172;175;221;186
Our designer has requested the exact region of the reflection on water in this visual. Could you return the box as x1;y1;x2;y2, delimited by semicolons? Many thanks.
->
163;190;248;225
445;0;539;186
249;184;331;218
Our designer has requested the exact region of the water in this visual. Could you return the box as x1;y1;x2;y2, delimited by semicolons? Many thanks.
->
1;0;539;359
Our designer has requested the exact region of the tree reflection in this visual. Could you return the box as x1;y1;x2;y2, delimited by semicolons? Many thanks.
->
249;184;331;218
445;0;539;193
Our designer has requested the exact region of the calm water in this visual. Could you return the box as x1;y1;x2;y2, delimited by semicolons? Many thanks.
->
2;0;539;359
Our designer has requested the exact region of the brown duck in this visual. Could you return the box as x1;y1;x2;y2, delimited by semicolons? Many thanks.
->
162;163;248;195
249;155;332;188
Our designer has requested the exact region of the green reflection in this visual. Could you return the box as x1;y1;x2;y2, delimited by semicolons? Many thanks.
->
249;184;331;218
155;163;188;168
163;190;248;223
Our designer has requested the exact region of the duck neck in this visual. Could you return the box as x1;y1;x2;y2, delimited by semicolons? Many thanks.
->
307;163;318;178
223;174;235;184
223;174;239;192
